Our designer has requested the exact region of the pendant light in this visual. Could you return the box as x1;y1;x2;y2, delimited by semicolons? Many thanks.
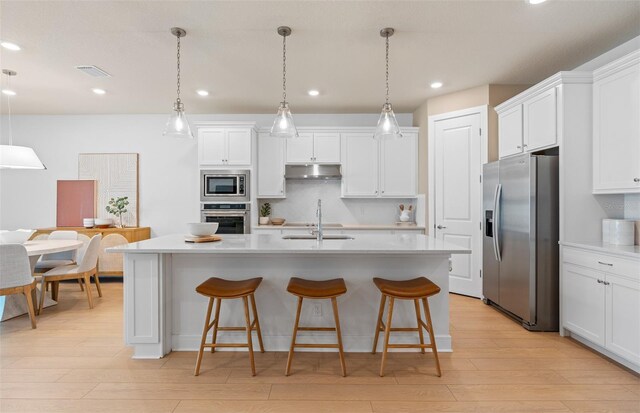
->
163;27;193;138
0;70;46;170
374;28;403;140
270;26;299;138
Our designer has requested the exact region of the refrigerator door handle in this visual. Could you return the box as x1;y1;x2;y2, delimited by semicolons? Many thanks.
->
493;183;502;262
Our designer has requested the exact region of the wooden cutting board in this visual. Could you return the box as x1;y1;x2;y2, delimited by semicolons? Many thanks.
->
184;235;222;243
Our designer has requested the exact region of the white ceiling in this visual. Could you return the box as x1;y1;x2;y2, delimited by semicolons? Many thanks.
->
0;0;639;115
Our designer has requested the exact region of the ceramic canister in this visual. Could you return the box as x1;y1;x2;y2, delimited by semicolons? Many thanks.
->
602;219;635;246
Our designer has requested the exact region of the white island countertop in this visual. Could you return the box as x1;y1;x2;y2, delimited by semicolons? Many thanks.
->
109;233;470;255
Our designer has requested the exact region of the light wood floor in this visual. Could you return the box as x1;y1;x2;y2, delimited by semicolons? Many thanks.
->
1;282;638;413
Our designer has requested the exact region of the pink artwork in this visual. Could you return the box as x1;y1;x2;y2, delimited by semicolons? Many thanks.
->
56;180;97;227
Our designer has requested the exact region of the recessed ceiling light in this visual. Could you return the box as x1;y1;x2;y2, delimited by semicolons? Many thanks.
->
308;89;320;96
196;90;209;96
92;88;106;95
1;89;16;96
528;0;547;4
430;82;443;89
1;42;21;51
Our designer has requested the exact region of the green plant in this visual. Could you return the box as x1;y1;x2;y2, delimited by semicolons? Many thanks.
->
106;196;130;227
260;202;272;218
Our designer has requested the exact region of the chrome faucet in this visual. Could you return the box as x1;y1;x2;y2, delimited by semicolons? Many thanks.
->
315;199;323;241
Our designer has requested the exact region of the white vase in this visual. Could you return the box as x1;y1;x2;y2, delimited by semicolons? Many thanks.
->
259;217;270;225
400;211;411;222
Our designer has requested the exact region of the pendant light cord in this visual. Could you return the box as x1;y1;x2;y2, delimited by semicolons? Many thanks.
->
282;34;287;104
176;34;181;105
4;74;13;145
385;33;390;105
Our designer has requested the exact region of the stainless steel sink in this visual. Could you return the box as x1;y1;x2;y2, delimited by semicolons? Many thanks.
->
282;234;354;240
283;223;343;228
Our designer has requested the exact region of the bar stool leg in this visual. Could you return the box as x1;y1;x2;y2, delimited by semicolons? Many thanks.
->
331;297;347;377
371;294;386;354
414;299;426;354
422;297;441;377
194;297;214;376
285;296;303;376
250;294;265;353
379;296;395;377
210;298;221;353
243;296;256;376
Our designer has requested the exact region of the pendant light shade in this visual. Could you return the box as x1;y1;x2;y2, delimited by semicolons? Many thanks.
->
0;70;45;170
374;28;403;140
270;26;299;138
163;27;193;139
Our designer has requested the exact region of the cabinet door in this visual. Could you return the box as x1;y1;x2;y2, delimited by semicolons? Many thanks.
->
286;133;314;163
380;132;417;197
199;129;226;166
498;105;523;158
562;263;606;346
257;133;285;197
226;129;252;166
593;64;640;193
313;133;341;163
523;87;557;151
341;133;379;197
605;274;640;364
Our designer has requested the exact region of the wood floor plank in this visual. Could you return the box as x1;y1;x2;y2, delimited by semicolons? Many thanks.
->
269;384;455;401
561;400;640;412
372;400;571;412
56;368;232;383
469;358;622;371
394;370;570;385
174;400;374;413
4;356;168;370
83;383;271;400
0;399;179;413
0;382;97;399
0;369;70;383
448;384;640;401
554;370;640;385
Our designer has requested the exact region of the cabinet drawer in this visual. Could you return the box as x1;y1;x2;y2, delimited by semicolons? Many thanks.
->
563;247;640;281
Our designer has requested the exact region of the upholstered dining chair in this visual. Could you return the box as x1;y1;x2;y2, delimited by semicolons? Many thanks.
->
0;244;38;328
38;234;102;313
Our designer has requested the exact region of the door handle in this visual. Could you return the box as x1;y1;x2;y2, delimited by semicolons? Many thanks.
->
437;225;447;229
493;184;502;262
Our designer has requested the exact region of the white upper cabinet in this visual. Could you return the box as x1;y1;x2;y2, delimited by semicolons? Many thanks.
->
197;124;255;167
523;87;557;151
341;133;379;197
285;132;341;164
257;132;285;198
593;50;640;194
498;105;523;158
380;132;417;197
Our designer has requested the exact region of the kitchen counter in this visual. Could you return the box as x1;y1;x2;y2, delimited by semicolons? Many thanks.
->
111;234;468;359
560;241;640;259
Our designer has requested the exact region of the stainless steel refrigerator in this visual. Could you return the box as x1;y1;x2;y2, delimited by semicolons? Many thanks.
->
482;154;559;331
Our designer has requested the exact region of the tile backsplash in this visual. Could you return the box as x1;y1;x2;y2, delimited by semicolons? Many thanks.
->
260;180;415;224
624;194;640;220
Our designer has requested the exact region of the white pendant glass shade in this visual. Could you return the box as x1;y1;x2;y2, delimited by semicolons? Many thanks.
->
270;102;299;138
374;103;403;140
163;101;193;138
0;145;46;169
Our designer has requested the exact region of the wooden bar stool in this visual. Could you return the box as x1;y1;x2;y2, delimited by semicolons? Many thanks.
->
194;277;264;376
372;276;442;377
285;277;347;377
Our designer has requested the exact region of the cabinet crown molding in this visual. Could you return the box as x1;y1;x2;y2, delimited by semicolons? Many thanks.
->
193;121;258;131
496;71;593;113
257;126;419;134
593;49;640;82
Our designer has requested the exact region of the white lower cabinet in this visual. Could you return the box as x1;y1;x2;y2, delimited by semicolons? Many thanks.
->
562;246;640;370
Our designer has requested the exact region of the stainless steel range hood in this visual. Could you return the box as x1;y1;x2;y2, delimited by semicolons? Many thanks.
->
284;164;342;180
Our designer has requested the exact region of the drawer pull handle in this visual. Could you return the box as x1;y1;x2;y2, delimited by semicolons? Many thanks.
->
603;281;611;286
597;279;604;284
598;261;613;266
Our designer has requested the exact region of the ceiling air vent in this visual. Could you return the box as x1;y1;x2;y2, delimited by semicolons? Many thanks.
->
75;65;111;77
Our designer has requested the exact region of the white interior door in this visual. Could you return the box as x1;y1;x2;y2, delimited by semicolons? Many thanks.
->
434;113;482;297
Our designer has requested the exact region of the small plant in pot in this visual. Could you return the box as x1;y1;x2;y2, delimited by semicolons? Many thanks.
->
106;196;130;228
259;202;271;225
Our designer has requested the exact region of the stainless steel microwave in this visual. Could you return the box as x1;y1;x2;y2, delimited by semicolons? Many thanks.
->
200;169;250;202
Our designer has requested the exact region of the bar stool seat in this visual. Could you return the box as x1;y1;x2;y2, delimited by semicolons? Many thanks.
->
287;277;347;298
285;277;347;377
194;277;264;377
372;276;442;378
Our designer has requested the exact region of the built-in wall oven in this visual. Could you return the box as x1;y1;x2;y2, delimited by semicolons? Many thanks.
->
201;203;251;234
200;169;250;202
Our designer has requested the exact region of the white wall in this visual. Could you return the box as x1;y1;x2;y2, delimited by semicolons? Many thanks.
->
0;113;412;236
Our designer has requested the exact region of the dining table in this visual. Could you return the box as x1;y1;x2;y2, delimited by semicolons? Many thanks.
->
0;239;83;322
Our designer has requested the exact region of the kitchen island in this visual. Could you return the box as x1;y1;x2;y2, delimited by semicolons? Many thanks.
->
110;233;470;359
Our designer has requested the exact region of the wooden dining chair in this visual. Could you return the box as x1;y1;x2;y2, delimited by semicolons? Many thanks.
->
38;234;102;313
0;244;38;328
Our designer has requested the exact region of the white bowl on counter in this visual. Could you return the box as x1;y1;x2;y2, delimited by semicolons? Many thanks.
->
0;229;36;244
187;223;219;237
94;218;113;228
